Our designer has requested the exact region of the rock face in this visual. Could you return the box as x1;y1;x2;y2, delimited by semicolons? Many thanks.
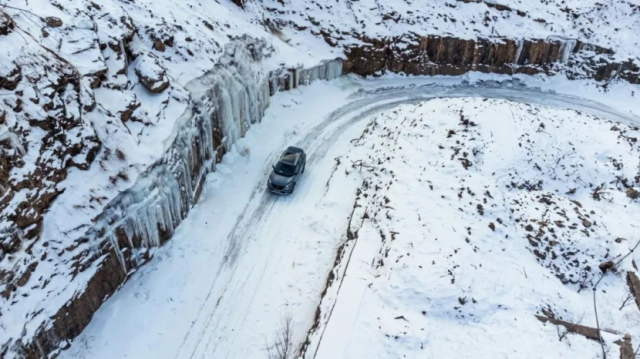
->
342;35;640;84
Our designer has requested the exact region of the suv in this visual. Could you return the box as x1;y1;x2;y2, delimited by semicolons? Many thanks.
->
268;146;306;194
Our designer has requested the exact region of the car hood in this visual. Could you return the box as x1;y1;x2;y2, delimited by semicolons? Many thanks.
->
269;172;295;186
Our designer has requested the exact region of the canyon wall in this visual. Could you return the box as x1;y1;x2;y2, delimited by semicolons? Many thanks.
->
342;35;640;84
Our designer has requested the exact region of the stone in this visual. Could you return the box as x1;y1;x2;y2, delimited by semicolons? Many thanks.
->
0;233;21;254
1;63;21;90
44;16;63;28
599;261;615;273
153;39;166;52
120;98;141;122
134;54;170;93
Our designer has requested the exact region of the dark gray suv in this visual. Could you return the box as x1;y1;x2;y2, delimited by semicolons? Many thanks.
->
268;146;306;194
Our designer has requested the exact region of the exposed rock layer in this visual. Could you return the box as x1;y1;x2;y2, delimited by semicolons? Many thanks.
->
342;35;640;84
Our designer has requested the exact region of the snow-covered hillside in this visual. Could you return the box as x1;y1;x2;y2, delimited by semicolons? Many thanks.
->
2;0;640;358
250;0;640;62
1;0;337;250
307;97;640;359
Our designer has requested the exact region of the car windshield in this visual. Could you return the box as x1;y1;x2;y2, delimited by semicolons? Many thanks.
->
274;162;296;177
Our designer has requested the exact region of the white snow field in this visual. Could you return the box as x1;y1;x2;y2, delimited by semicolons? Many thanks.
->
59;73;640;359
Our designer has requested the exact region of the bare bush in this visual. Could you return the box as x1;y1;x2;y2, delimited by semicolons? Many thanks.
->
556;312;585;342
266;314;295;359
620;289;634;311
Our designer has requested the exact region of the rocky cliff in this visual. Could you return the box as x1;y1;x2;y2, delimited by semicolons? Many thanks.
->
0;9;100;248
251;0;640;84
342;35;640;84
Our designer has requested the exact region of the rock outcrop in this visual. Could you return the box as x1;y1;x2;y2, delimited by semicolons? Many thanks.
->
342;35;640;84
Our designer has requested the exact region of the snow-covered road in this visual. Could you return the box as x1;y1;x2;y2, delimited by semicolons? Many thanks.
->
61;74;640;359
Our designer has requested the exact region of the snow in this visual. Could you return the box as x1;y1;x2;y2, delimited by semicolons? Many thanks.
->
309;98;640;359
1;0;344;247
61;73;640;359
59;79;361;359
3;0;640;356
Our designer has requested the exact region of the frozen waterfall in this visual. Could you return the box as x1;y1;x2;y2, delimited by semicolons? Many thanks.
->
84;37;343;271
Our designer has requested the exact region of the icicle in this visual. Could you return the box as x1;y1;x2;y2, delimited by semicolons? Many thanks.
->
546;36;578;64
514;39;524;65
560;39;577;63
108;233;127;273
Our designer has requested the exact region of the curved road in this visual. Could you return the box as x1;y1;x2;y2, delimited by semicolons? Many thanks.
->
61;76;640;359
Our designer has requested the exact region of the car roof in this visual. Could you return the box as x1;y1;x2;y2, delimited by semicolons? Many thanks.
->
280;152;300;165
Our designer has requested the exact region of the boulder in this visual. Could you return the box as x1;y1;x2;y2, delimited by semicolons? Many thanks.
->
44;16;63;28
134;54;170;93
